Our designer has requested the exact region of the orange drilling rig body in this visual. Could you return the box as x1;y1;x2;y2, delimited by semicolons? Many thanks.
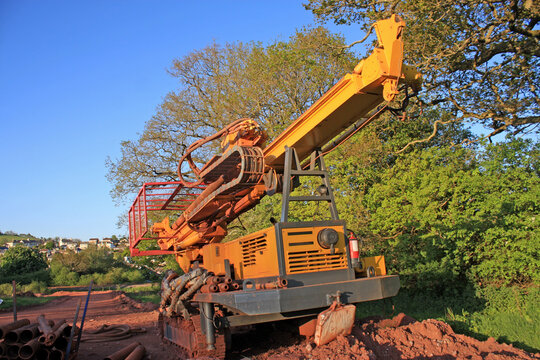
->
128;15;421;358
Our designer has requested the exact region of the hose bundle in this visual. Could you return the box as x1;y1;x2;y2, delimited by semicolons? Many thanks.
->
81;325;146;343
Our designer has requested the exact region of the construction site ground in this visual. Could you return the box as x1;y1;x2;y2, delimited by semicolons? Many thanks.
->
0;290;538;360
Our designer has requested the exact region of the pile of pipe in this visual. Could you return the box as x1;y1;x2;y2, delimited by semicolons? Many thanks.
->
159;268;211;318
104;341;145;360
0;315;78;360
201;276;288;292
160;269;291;318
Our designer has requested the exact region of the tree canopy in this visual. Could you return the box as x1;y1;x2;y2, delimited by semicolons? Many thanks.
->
107;15;538;291
364;138;539;289
305;0;540;143
0;246;47;275
106;27;357;203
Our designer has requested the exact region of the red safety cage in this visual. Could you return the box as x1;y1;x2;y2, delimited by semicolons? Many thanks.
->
128;181;206;256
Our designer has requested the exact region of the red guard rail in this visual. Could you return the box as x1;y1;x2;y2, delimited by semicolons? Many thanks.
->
128;181;206;256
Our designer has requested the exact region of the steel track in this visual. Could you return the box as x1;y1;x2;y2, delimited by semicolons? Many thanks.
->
159;312;227;359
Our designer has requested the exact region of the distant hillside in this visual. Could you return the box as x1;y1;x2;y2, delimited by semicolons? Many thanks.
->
0;233;41;245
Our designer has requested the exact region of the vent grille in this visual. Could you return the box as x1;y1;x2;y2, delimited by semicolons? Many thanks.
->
286;249;346;273
241;234;267;266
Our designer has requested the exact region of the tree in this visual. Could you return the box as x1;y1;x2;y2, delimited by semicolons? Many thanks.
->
305;0;540;144
0;246;47;275
106;27;358;203
51;246;117;275
362;138;539;290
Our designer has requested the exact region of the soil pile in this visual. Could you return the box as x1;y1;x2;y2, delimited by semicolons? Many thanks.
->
114;292;158;312
256;313;539;360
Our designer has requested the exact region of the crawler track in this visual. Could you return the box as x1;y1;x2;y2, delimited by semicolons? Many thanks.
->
159;312;227;359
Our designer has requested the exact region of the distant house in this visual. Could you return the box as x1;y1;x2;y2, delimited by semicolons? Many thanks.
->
22;239;39;248
5;240;38;248
5;241;18;248
88;238;99;246
78;242;89;250
117;238;129;249
58;238;77;250
100;238;115;249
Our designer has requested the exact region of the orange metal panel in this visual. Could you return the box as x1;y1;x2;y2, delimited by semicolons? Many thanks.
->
282;225;348;274
201;227;279;279
263;74;382;169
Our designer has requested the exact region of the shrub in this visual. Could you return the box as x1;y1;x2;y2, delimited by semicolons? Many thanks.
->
51;267;79;286
0;269;50;286
22;280;48;294
0;247;48;284
0;283;13;297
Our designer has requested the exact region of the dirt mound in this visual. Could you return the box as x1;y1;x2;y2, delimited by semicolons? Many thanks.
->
256;313;539;360
114;292;158;312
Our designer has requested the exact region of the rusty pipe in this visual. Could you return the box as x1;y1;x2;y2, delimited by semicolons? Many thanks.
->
50;319;66;332
0;319;30;339
199;284;218;293
218;283;229;292
125;344;146;360
6;343;20;359
19;338;39;360
46;323;69;346
49;348;64;360
223;277;233;284
53;335;68;351
104;341;141;360
204;276;223;285
231;282;240;290
61;325;73;338
37;315;53;335
20;324;40;343
4;323;37;344
66;298;82;358
35;347;50;360
0;342;7;356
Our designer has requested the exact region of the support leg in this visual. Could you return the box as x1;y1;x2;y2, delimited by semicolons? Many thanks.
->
201;302;215;350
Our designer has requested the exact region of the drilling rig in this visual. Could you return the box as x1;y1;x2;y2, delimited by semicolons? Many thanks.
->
128;15;421;359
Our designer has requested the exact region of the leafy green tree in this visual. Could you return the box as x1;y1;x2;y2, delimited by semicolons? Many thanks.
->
106;27;358;204
0;246;47;274
363;138;539;290
51;246;117;275
305;0;540;142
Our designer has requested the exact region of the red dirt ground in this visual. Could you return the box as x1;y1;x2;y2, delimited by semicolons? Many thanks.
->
1;291;538;359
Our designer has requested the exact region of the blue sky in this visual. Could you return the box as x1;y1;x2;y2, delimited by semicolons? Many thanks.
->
0;1;363;240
